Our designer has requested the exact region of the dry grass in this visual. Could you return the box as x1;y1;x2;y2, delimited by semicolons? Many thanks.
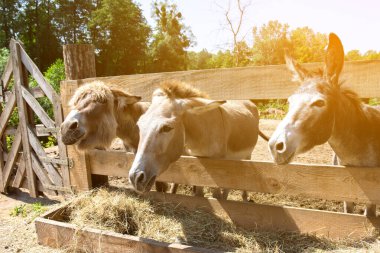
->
67;188;379;253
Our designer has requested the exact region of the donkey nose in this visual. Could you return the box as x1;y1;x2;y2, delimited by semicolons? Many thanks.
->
135;171;146;185
68;120;79;130
275;141;286;153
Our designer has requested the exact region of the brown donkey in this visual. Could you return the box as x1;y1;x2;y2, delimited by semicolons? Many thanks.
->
60;81;169;192
269;33;380;216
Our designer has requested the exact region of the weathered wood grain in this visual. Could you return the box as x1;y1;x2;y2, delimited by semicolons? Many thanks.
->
35;215;216;253
12;157;25;188
2;127;22;190
27;127;63;186
147;192;380;240
19;45;56;102
0;91;16;137
61;60;380;102
21;86;55;128
88;150;380;205
1;57;12;89
11;40;37;197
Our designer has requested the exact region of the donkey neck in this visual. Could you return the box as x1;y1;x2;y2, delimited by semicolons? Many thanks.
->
328;91;380;166
114;102;149;151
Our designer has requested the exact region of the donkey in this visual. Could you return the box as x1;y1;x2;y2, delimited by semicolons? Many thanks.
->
269;33;380;216
128;80;268;200
60;81;170;192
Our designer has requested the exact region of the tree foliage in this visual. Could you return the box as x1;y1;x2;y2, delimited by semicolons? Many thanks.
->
149;1;194;72
89;0;150;76
0;48;10;75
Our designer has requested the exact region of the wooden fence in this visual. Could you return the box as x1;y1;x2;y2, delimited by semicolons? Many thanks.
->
0;40;71;197
59;57;380;239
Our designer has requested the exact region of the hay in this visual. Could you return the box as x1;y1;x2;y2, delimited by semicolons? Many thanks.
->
67;188;377;253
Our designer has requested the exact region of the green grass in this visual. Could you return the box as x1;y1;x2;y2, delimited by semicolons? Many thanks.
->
256;99;288;120
10;202;47;221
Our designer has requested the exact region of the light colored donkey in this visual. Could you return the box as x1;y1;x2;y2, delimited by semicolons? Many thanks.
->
128;80;268;199
269;33;380;216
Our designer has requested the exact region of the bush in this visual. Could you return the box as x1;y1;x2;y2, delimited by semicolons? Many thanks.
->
0;48;9;75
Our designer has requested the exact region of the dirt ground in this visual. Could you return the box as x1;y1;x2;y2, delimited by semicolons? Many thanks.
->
0;119;378;253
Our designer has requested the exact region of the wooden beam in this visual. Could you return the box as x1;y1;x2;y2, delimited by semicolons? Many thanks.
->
30;152;55;195
35;213;216;253
19;45;56;102
2;127;22;190
147;192;380;240
27;127;63;186
61;60;380;101
1;57;12;90
52;96;70;188
20;86;55;128
11;40;37;197
0;91;16;137
88;151;380;205
12;157;25;188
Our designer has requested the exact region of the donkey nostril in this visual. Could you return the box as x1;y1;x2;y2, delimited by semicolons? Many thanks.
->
69;121;79;130
136;172;145;185
276;142;285;152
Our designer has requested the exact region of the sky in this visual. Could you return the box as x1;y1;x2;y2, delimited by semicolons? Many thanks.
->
136;0;380;54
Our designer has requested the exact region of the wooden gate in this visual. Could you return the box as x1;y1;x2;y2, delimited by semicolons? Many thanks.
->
0;39;71;197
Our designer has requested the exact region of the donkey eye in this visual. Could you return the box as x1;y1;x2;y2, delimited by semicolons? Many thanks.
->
159;125;173;133
311;100;325;107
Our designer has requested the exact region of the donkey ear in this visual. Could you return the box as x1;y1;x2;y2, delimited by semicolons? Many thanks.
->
186;100;226;115
111;89;141;108
285;50;308;83
324;33;344;84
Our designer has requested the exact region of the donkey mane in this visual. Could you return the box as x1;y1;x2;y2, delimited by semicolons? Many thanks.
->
69;81;113;108
159;80;208;99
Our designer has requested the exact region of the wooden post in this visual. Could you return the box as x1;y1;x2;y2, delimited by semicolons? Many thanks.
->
11;40;38;197
62;44;108;191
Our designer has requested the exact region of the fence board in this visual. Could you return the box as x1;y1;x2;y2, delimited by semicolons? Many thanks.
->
30;152;55;195
2;127;22;189
19;46;55;102
0;91;16;137
1;57;12;89
12;157;25;188
11;40;37;197
27;127;63;186
21;86;55;128
147;192;379;239
61;60;380;102
89;151;380;205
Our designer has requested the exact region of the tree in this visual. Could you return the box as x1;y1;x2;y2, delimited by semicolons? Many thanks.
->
89;0;150;76
149;1;194;72
18;0;61;71
345;50;362;61
54;0;96;44
208;50;234;68
363;50;380;60
252;20;290;65
289;27;327;63
0;0;20;48
0;48;10;76
219;0;251;66
187;49;213;70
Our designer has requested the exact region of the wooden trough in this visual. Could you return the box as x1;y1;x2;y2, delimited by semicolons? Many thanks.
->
34;45;380;251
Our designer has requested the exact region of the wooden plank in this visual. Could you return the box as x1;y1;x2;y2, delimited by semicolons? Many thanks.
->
12;157;26;188
35;215;217;253
19;45;56;102
52;95;70;188
5;125;58;137
20;178;45;193
1;57;12;89
61;82;91;191
61;60;380;101
30;152;56;195
11;40;38;197
21;86;55;128
89;151;380;205
2;127;22;190
0;91;16;137
27;127;63;186
147;192;380;240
